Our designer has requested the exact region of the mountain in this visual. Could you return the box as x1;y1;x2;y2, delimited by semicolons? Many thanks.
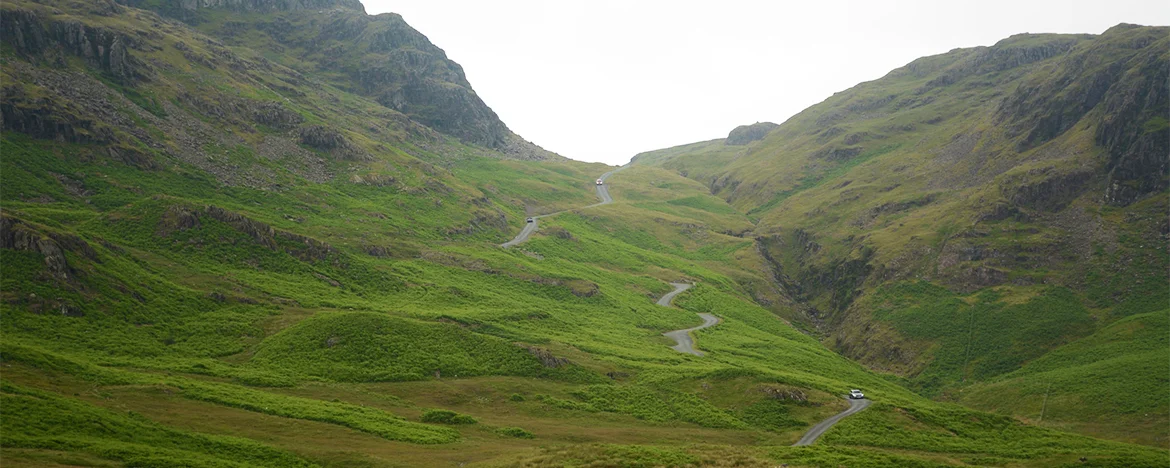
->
138;0;547;154
633;25;1169;445
1;0;1167;466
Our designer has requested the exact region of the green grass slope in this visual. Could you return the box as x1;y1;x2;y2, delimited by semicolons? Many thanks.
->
2;382;314;467
1;0;1167;466
960;310;1170;447
249;312;599;382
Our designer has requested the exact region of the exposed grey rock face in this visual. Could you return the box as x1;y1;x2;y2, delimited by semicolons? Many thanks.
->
1003;170;1094;212
0;9;148;82
0;216;97;281
199;206;338;262
994;25;1168;206
727;122;779;145
1096;31;1168;206
321;11;512;150
297;125;370;160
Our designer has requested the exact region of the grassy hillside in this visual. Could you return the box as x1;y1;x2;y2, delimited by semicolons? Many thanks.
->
632;25;1169;447
959;310;1170;447
1;0;1167;466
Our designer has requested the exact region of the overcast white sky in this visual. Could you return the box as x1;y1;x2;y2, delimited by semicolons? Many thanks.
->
364;1;1169;165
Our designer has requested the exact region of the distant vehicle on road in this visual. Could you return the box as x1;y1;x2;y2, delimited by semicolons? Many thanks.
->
526;217;535;223
596;179;604;185
849;389;865;399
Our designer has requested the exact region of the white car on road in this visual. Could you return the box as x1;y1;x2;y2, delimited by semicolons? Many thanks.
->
849;389;865;399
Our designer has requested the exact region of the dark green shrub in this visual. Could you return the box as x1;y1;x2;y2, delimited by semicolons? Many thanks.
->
496;426;534;439
420;409;477;425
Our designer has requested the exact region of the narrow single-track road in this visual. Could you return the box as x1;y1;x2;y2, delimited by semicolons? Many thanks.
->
500;165;865;441
793;397;871;446
658;283;721;356
499;165;626;248
500;217;541;248
591;167;621;205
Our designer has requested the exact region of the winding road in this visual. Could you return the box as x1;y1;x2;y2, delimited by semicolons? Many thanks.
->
498;166;870;442
499;217;541;248
793;397;871;446
591;167;620;205
657;283;721;356
499;166;626;248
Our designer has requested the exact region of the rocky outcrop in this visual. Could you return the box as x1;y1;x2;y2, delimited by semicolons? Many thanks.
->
252;101;304;129
850;195;937;228
565;279;599;298
758;385;809;403
545;226;576;241
0;216;97;281
203;205;338;262
0;8;149;82
297;125;347;149
812;145;863;162
156;205;202;237
727;122;779;145
917;34;1087;92
156;205;338;262
443;209;509;237
1003;170;1093;212
1;86;114;144
1;60;160;170
348;173;396;187
297;125;369;161
525;347;571;368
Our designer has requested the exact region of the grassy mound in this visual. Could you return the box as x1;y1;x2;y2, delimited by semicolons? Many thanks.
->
420;409;477;425
250;312;596;382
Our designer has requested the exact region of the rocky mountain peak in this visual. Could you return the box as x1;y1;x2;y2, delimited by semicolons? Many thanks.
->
726;122;779;145
115;0;553;157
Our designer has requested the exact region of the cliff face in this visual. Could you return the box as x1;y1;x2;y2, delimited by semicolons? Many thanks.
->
351;12;511;149
117;0;546;157
1;7;146;83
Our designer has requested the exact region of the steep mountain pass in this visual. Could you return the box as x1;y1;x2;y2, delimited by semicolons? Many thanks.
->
500;165;625;247
632;25;1169;445
2;0;1169;465
0;2;928;465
